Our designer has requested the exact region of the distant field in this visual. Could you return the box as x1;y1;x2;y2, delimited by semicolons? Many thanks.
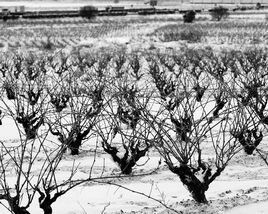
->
0;0;266;3
0;0;267;11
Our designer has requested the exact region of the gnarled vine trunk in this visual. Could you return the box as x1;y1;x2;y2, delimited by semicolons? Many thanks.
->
8;196;31;214
102;140;150;175
169;165;209;203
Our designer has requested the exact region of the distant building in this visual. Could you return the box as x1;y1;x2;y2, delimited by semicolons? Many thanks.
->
0;5;25;13
144;0;158;7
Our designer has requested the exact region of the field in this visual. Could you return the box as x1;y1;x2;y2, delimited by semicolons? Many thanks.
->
1;0;268;11
0;4;268;214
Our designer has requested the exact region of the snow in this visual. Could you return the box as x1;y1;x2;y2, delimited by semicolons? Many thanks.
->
1;135;268;214
0;117;20;140
225;201;268;214
1;6;268;214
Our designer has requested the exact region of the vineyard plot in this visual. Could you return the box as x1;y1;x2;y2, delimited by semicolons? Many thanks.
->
1;11;268;214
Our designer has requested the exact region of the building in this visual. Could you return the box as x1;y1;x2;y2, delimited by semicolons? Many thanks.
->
0;5;25;14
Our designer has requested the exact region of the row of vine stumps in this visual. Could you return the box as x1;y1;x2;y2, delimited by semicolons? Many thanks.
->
0;45;267;213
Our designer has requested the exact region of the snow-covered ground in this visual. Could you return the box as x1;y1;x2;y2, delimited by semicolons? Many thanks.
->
226;201;268;214
0;7;268;214
1;114;268;214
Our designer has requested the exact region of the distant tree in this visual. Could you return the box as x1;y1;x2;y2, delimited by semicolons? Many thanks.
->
145;0;157;8
79;6;98;19
183;10;196;23
209;6;229;21
256;3;262;10
150;0;157;7
2;15;8;22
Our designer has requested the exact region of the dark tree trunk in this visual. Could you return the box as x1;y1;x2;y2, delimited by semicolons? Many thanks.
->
169;165;208;203
68;138;82;155
24;127;37;140
102;141;150;175
40;202;52;214
6;195;30;214
38;190;60;214
16;111;44;140
39;195;57;214
70;146;79;155
49;123;92;156
188;184;207;203
13;207;31;214
119;159;135;175
9;201;30;214
67;128;91;156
